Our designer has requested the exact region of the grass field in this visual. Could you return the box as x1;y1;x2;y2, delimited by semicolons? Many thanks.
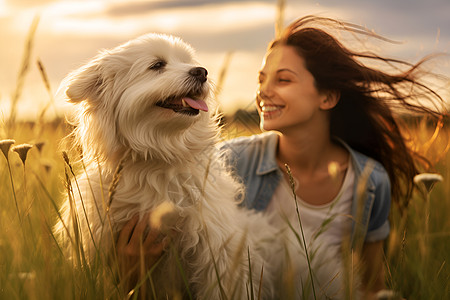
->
0;115;449;299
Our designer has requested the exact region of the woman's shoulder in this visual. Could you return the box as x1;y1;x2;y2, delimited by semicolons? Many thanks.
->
218;131;277;154
348;147;390;188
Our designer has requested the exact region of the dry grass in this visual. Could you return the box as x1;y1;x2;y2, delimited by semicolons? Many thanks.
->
0;117;449;299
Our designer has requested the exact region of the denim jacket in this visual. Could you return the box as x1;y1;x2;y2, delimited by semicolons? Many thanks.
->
220;131;391;245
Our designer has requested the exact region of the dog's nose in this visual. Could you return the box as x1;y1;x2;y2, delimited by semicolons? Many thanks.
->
189;67;208;83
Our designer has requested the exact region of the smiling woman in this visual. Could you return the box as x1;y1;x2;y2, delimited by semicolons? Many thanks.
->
219;15;448;299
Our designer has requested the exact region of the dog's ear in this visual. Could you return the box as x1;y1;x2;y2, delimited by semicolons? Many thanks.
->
66;61;104;103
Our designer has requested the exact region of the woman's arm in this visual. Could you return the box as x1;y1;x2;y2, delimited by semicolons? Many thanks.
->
361;240;386;299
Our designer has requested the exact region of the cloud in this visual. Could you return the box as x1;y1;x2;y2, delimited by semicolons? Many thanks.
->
104;0;228;17
103;0;275;18
21;0;277;41
1;0;449;119
6;0;57;9
311;0;450;38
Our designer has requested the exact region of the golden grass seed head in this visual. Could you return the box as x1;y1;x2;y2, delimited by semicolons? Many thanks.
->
284;164;296;192
62;151;70;165
12;143;33;165
0;139;15;159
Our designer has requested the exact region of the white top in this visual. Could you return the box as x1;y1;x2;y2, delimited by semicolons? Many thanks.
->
266;159;354;247
265;159;355;298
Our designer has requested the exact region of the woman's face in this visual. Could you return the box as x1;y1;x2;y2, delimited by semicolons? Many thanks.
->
256;45;327;133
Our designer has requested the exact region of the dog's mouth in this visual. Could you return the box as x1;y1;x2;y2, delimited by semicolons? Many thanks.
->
155;96;208;116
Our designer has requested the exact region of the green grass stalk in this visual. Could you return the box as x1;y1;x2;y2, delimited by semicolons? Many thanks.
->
171;244;194;300
275;0;286;38
247;247;255;300
7;15;40;136
6;155;22;225
62;152;98;253
284;164;317;299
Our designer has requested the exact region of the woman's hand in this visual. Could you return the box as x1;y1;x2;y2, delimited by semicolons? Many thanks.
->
116;213;167;290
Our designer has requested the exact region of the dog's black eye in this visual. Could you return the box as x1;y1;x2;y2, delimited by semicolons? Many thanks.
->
149;60;167;71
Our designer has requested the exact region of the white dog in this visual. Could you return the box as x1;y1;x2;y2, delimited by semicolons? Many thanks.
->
54;33;290;299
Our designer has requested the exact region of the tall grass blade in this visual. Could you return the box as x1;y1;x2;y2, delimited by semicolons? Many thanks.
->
108;149;129;207
126;256;163;300
6;154;22;224
36;58;58;135
213;51;234;102
284;164;317;299
257;264;264;300
275;0;285;38
8;15;40;135
171;244;194;300
247;247;254;300
62;152;98;255
63;166;82;268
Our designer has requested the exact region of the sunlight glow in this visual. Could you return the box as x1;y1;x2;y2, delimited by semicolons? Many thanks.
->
0;0;9;17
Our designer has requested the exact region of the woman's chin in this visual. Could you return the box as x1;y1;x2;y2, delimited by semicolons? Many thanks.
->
260;119;277;132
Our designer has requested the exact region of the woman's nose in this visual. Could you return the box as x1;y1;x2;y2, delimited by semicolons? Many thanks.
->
256;89;273;108
258;81;274;100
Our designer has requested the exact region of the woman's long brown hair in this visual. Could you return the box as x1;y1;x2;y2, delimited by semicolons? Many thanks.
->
271;15;448;211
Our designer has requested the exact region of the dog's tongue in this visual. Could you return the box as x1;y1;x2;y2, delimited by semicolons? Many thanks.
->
183;97;208;112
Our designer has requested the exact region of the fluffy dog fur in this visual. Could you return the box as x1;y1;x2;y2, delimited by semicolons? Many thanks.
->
54;33;287;299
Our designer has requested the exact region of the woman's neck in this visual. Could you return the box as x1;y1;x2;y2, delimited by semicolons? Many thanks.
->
274;111;349;176
277;130;334;174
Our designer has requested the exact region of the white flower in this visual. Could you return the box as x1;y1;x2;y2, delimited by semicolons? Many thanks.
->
376;289;398;300
34;141;45;153
17;271;36;280
12;144;33;165
414;173;443;194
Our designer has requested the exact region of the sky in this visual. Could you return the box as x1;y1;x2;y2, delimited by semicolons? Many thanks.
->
0;0;449;120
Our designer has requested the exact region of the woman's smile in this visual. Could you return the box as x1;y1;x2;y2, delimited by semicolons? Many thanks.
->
260;101;284;119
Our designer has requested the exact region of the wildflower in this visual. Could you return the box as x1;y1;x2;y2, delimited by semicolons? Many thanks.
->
12;144;33;165
0;139;15;159
413;173;443;194
34;141;45;154
43;162;52;173
376;289;398;300
17;271;36;280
